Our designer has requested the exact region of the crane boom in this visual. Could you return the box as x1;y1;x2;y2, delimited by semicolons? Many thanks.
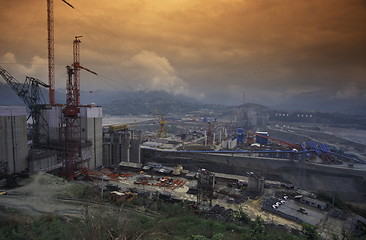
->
61;0;74;9
0;66;49;110
0;66;23;96
0;66;50;146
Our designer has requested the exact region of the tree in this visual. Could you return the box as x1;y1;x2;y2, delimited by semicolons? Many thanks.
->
301;223;320;240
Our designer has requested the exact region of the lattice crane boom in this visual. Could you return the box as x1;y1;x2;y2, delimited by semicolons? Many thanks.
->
0;66;50;145
0;66;49;111
47;0;74;105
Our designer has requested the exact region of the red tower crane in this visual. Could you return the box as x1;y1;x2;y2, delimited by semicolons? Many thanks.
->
72;36;97;106
47;0;74;105
61;36;96;179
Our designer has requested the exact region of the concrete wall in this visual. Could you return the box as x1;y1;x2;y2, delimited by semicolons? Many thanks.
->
143;149;366;203
248;176;265;193
39;106;103;170
120;134;130;162
103;131;141;166
103;143;112;166
28;149;59;172
80;112;103;169
110;131;130;164
0;106;28;174
40;105;62;143
130;139;141;163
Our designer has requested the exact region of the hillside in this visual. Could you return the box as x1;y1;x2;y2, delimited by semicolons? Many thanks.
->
101;90;233;115
272;90;366;116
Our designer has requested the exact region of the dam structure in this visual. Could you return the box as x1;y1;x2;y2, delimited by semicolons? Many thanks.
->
142;148;366;203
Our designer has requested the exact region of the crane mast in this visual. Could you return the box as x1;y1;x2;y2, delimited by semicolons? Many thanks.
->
72;36;97;106
61;36;96;179
47;0;55;105
154;106;167;138
73;36;81;106
47;0;74;105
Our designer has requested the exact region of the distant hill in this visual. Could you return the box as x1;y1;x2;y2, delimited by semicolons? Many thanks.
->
272;90;366;116
0;82;65;106
0;82;24;105
101;90;224;115
1;81;365;117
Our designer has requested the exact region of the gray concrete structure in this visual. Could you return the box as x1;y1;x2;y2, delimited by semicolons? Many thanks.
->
248;173;265;193
197;169;215;211
28;149;60;172
103;130;141;166
143;149;366;203
300;196;327;210
80;106;103;169
39;105;62;144
276;200;325;225
38;105;103;170
0;106;28;174
130;139;141;163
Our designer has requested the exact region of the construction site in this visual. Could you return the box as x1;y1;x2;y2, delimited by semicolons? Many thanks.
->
1;1;366;239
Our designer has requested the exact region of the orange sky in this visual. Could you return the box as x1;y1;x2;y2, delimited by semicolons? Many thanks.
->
0;0;365;105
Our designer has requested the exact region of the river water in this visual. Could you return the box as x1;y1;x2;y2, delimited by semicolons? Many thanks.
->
102;115;154;126
323;127;366;145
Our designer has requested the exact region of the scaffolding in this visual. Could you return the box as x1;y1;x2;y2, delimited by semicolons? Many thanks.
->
197;169;215;211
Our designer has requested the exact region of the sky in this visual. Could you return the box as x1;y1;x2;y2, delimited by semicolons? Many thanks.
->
0;0;365;105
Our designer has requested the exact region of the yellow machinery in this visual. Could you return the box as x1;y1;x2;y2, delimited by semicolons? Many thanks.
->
155;106;167;138
109;124;128;132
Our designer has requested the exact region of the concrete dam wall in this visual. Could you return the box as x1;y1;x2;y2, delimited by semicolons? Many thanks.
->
142;149;366;203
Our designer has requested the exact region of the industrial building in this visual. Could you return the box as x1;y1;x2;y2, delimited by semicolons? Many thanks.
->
80;106;103;169
0;106;28;174
0;34;104;178
247;172;265;193
28;148;59;173
197;169;215;211
0;103;103;175
103;125;141;166
299;196;327;210
38;105;103;170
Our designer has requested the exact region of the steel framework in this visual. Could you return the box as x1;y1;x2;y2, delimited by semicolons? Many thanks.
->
60;37;96;179
154;106;167;138
60;65;82;179
47;0;55;105
47;0;74;105
0;66;50;146
197;169;215;211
